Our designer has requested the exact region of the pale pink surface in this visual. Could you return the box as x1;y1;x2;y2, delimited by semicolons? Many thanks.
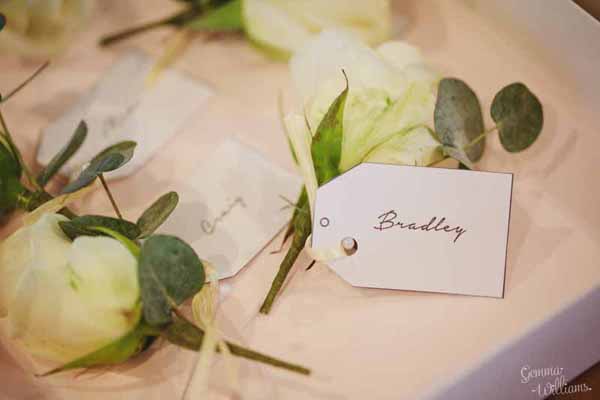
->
0;1;599;399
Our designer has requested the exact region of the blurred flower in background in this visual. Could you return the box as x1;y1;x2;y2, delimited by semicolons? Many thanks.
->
101;0;393;60
243;0;392;58
0;0;94;58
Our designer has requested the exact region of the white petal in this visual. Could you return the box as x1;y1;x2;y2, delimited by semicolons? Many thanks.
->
284;113;318;215
277;0;391;47
243;0;391;59
0;214;69;317
376;41;425;71
4;216;140;363
364;126;444;167
290;30;403;106
243;0;312;58
68;236;139;313
340;81;436;171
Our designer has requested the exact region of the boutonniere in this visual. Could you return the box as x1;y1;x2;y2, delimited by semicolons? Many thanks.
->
259;30;544;314
0;64;309;381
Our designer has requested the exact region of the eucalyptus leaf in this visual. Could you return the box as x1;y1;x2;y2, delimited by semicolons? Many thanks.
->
185;0;242;31
137;192;179;239
434;78;485;162
62;141;136;194
441;145;474;170
491;82;543;152
91;140;137;166
39;321;148;376
311;72;349;186
37;121;88;187
59;215;140;241
0;13;5;31
139;235;205;326
0;136;21;178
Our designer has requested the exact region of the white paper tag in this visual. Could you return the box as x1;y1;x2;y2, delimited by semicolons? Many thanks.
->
311;163;513;298
160;137;302;279
37;51;213;180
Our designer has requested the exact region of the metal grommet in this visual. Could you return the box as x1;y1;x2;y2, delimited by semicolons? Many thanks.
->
319;217;330;227
341;237;358;256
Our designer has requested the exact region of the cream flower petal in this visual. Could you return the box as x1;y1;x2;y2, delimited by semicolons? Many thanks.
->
340;81;437;171
2;213;141;363
290;30;402;107
243;1;391;59
0;214;69;318
364;126;444;167
284;114;318;214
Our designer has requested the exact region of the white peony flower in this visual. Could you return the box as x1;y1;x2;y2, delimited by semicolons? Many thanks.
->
284;30;444;212
0;0;94;58
0;213;141;363
243;0;392;58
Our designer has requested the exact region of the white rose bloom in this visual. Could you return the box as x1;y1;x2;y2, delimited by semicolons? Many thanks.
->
285;30;444;212
243;0;391;58
0;213;141;363
0;0;94;58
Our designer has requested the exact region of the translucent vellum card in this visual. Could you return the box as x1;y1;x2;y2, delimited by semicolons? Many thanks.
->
161;137;302;279
311;163;513;298
38;51;213;180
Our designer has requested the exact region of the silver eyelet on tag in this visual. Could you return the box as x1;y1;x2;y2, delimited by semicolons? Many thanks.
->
341;237;358;256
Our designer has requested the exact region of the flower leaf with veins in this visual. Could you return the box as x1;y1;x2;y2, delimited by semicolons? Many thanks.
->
138;235;205;326
491;82;543;152
434;78;485;162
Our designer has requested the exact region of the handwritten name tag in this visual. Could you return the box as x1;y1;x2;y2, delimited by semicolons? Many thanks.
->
38;51;213;180
311;163;513;298
161;138;302;279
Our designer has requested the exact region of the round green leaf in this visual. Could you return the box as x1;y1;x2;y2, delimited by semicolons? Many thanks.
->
434;78;485;162
491;82;543;152
139;235;205;326
136;192;179;239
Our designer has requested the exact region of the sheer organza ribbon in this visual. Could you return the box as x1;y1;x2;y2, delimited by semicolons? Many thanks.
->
183;263;240;399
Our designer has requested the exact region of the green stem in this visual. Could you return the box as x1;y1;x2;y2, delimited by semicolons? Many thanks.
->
171;309;310;375
272;189;307;254
0;62;50;104
463;125;498;150
99;9;202;47
225;341;310;375
260;198;311;314
99;174;123;219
